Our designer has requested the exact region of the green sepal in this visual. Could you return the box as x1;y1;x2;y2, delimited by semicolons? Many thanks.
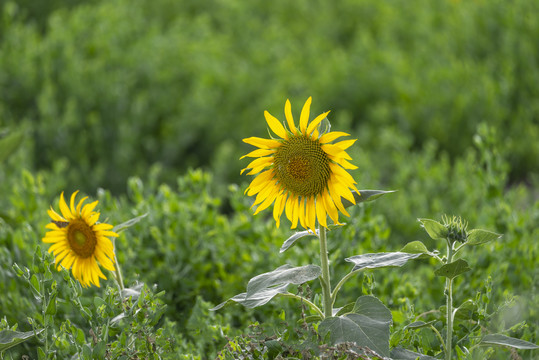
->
418;218;448;240
434;259;471;279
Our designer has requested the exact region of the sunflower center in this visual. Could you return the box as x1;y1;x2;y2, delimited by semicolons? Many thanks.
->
67;219;97;258
274;135;330;197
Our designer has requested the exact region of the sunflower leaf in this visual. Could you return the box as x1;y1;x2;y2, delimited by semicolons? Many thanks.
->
342;190;396;208
211;264;321;311
345;252;423;272
280;230;318;253
112;213;148;233
0;329;44;354
418;218;448;240
465;229;502;246
319;296;392;357
434;259;471;279
479;334;539;350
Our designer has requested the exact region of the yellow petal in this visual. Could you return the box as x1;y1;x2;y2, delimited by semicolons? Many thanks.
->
307;111;330;135
243;157;273;173
329;176;355;204
322;189;339;224
333;157;358;170
291;196;300;229
98;230;119;238
76;196;88;214
306;197;317;233
315;197;328;228
47;207;65;222
328;182;351;217
240;148;276;159
93;223;114;231
59;192;73;220
273;192;287;228
254;187;279;215
246;170;275;195
284;99;298;134
252;180;278;206
321;144;346;158
334;139;357;151
297;198;306;229
69;191;79;215
243;137;281;149
81;200;99;219
319;131;350;144
299;97;312;134
264;110;288;139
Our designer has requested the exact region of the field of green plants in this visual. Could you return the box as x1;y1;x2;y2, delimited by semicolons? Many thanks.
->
1;0;538;359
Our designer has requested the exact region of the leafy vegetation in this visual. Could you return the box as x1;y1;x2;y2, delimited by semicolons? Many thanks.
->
0;0;538;358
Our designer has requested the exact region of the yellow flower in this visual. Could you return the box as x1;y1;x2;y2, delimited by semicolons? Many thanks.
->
241;97;359;232
42;191;118;288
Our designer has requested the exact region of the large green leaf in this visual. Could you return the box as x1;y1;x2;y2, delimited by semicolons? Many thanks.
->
211;264;321;311
345;252;422;272
479;334;539;350
319;296;392;357
434;259;471;279
280;230;318;253
342;190;396;208
246;264;321;298
390;346;437;359
112;213;148;233
418;218;448;240
0;329;44;354
210;284;289;310
466;229;502;246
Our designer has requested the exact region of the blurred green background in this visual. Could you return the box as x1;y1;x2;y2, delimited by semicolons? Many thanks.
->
1;0;537;358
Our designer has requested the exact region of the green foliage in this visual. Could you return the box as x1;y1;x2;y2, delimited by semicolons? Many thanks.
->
1;0;538;192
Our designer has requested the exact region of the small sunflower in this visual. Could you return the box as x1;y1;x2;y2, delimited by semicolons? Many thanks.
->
42;191;118;288
241;97;359;232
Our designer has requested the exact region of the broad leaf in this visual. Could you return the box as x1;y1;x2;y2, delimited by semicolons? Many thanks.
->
345;252;422;272
210;284;289;310
334;302;355;316
342;190;396;208
211;264;321;311
434;259;471;279
0;329;44;353
280;230;318;253
113;213;148;233
400;241;438;259
246;264;321;298
390;346;437;359
418;218;448;240
466;229;502;246
479;334;539;350
319;296;391;357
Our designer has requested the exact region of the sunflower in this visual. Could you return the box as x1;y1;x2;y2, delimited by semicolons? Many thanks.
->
241;97;359;232
42;191;118;288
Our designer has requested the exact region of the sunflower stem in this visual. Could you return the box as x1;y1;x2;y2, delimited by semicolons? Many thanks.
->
318;225;333;318
112;240;124;292
279;293;324;319
445;241;454;360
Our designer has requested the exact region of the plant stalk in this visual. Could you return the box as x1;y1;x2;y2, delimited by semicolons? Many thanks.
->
318;225;333;318
280;293;324;318
445;242;454;360
112;239;125;292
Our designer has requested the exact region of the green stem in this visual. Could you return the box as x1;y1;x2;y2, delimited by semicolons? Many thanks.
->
331;269;362;306
279;293;324;319
319;225;333;318
445;242;454;360
112;239;125;292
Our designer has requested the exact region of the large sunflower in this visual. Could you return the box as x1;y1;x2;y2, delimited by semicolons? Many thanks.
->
241;97;359;232
42;191;118;288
